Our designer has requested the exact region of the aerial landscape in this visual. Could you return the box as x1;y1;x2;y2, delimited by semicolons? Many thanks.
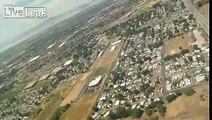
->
0;0;209;120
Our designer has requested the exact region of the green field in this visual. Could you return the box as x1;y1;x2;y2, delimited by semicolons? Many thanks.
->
92;65;111;77
0;80;30;101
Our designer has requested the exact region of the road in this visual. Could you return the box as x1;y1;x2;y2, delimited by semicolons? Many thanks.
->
87;40;125;116
161;40;167;102
98;82;208;113
90;1;210;114
182;0;209;36
139;10;189;29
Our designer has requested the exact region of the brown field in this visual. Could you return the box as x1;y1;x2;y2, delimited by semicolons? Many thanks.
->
31;86;71;120
60;71;92;106
90;58;101;70
165;84;209;120
165;33;191;55
31;38;123;120
60;40;123;107
101;50;119;67
141;112;164;120
198;3;209;22
101;42;123;66
61;92;99;120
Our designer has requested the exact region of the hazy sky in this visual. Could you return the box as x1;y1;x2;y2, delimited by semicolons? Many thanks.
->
0;0;98;51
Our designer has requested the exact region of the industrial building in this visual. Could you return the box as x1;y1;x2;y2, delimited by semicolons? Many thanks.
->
111;40;121;46
97;50;104;58
63;59;73;66
88;76;103;88
110;46;116;52
39;74;50;82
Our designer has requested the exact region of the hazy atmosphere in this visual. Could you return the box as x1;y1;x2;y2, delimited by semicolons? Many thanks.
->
0;0;100;52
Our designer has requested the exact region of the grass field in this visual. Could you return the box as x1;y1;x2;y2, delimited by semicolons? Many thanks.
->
92;65;111;77
165;84;209;120
198;3;209;22
61;92;99;120
165;33;191;55
0;79;30;101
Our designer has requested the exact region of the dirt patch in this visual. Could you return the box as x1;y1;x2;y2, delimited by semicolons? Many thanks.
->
198;3;209;22
165;33;191;55
60;71;92;106
191;29;207;48
90;58;101;70
61;92;99;120
101;43;123;67
165;84;209;120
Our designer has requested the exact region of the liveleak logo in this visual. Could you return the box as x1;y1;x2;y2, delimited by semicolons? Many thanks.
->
3;5;47;19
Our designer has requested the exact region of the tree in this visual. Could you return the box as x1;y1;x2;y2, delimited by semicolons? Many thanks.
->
196;56;205;63
109;112;117;119
188;14;194;20
51;104;71;120
116;93;124;100
176;91;182;96
121;86;127;91
128;109;143;118
188;56;193;62
92;106;99;112
193;45;200;50
124;102;132;107
140;83;149;92
156;104;166;116
165;94;177;103
183;22;189;30
145;107;152;116
87;116;94;120
134;89;141;95
182;88;195;96
116;107;129;118
181;2;186;9
142;69;151;76
181;49;190;55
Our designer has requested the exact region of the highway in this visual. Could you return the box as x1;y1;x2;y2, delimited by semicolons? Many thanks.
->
183;0;209;36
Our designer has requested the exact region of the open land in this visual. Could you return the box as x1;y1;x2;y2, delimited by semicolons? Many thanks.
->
165;33;191;55
165;84;209;120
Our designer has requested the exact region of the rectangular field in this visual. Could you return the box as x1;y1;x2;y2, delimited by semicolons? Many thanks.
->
61;92;99;120
60;71;92;106
165;33;191;55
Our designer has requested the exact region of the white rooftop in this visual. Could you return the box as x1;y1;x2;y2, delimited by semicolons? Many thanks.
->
47;42;56;49
58;42;66;48
110;46;116;52
28;55;40;63
111;40;121;46
196;75;205;82
64;59;73;66
39;74;50;81
89;76;103;87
